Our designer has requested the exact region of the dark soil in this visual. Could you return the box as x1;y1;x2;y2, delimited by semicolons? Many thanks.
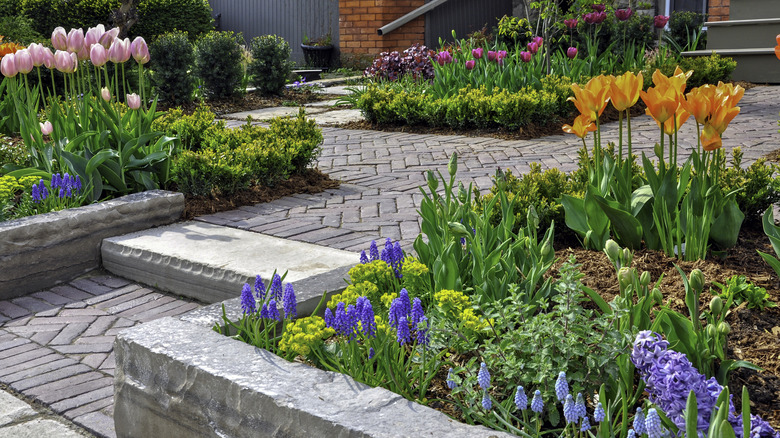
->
158;87;343;116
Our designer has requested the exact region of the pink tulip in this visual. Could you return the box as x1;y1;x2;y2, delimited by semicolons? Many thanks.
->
42;48;55;69
564;18;578;29
592;3;605;12
40;121;53;135
85;24;105;48
567;47;578;59
99;27;120;49
14;49;33;74
131;37;150;64
51;27;68;51
54;50;76;73
616;8;633;21
527;42;539;55
90;44;108;67
520;51;532;63
654;15;669;28
1;54;17;77
28;43;46;67
532;36;544;46
77;44;90;61
472;48;483;59
108;38;131;63
67;28;85;53
497;50;507;61
436;50;453;66
465;59;475;70
487;51;497;62
70;52;79;72
126;93;141;110
101;87;111;102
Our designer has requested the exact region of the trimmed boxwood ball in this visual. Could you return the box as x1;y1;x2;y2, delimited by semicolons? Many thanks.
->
131;0;213;41
247;35;292;96
194;30;245;100
148;30;195;105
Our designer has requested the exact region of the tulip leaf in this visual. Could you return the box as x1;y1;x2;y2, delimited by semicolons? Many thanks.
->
560;194;589;236
685;391;698;438
762;207;780;257
592;193;643;249
710;199;744;249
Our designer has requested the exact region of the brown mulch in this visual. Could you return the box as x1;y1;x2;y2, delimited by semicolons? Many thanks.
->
158;88;343;116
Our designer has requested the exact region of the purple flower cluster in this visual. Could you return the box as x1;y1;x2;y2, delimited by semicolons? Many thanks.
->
31;179;49;203
241;275;296;320
282;283;297;319
260;299;279;321
32;173;82;203
240;283;256;314
363;43;435;82
380;238;405;278
270;273;283;301
324;296;377;341
388;288;428;345
631;331;780;438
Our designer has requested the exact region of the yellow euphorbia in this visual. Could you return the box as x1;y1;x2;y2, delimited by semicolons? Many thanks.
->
609;71;643;111
562;114;597;138
568;75;610;122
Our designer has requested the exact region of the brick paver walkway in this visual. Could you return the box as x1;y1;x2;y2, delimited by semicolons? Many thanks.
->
208;85;780;252
0;273;200;437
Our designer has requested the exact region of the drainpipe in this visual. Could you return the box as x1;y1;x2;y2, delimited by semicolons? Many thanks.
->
377;0;451;36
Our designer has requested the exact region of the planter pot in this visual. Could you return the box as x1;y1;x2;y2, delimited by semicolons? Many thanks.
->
0;190;183;299
114;297;514;438
300;44;334;70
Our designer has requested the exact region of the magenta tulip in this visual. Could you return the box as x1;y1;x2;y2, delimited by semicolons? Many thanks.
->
436;50;453;66
28;43;46;67
472;47;483;59
564;18;578;29
101;87;111;102
592;3;605;12
527;42;539;55
654;15;669;28
520;51;532;63
465;59;475;70
567;47;578;59
1;54;17;77
487;50;497;62
130;37;150;64
85;24;105;48
126;93;141;110
584;11;607;24
51;27;67;51
42;47;55;69
40;121;53;135
67;28;85;53
532;36;543;46
497;50;507;60
616;8;633;21
14;49;33;74
90;44;108;67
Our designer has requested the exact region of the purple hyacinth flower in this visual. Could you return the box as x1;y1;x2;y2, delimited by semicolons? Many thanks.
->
531;390;543;413
481;390;492;410
369;240;379;261
73;175;82;193
563;394;577;424
31;183;41;203
260;303;269;319
389;289;411;328
581;416;591;432
633;408;646;435
240;283;256;314
360;250;368;264
645;408;664;438
271;274;283;301
446;368;457;389
51;173;61;190
415;316;429;345
368;347;375;359
381;238;393;265
411;297;424;326
266;299;279;321
555;371;569;402
575;393;587;420
324;308;333;327
358;297;376;338
255;275;266;300
39;180;48;200
514;386;527;411
478;362;491;390
594;402;605;423
396;316;410;344
283;283;297;319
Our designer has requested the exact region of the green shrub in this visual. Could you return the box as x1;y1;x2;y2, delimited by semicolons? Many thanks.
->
153;103;218;150
247;35;292;95
194;30;245;100
0;14;43;44
56;0;118;31
714;275;777;311
649;53;736;88
149;30;195;105
132;0;213;42
0;0;20;17
18;0;61;35
669;10;707;51
719;147;780;224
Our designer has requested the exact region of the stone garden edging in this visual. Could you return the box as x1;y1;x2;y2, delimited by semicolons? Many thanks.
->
113;296;513;438
0;190;184;300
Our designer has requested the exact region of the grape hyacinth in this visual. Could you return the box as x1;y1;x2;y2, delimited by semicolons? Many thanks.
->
240;283;256;314
282;283;296;319
477;362;491;390
360;250;368;264
446;368;457;389
389;288;411;328
555;371;569;402
396;316;410;344
645;408;665;438
411;297;424;326
266;299;279;321
594;402;605;423
514;386;527;411
574;393;586;420
356;296;377;338
323;308;333;327
627;430;636;438
415;316;429;345
481;390;492;410
581;416;591;432
31;179;48;203
368;347;375;359
270;274;283;301
531;390;543;413
369;240;379;262
633;408;646;435
563;394;577;424
254;275;266;300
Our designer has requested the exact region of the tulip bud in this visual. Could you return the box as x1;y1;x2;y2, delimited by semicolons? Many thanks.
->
465;59;475;70
520;51;532;63
654;142;663;158
640;271;650;288
706;324;717;339
448;152;458;176
40;121;53;135
90;44;108;67
67;28;85;53
689;269;704;292
567;47;578;59
718;321;731;335
541;242;552;258
1;54;18;77
618;267;633;289
652;287;663;304
709;296;723;315
85;24;105;48
101;87;111;102
604;239;621;262
426;170;438;192
52;27;68;51
14;49;33;74
457;182;467;203
131;36;150;64
448;221;470;237
126;93;141;110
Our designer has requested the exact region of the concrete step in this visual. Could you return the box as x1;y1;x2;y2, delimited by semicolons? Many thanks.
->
705;18;780;51
682;48;780;83
729;0;780;21
101;221;358;313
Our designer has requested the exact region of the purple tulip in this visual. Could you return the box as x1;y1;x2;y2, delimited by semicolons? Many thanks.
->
436;50;453;65
99;27;120;50
487;50;497;61
520;51;532;63
527;41;539;55
616;8;633;21
90;44;108;67
54;50;77;73
465;59;475;70
567;47;578;59
130;37;150;64
66;28;84;53
592;3;605;12
564;18;578;29
532;36;544;46
654;15;670;28
1;54;17;77
14;49;33;74
584;11;607;24
51;27;67;51
472;47;483;59
108;38;131;63
76;44;90;61
126;93;141;110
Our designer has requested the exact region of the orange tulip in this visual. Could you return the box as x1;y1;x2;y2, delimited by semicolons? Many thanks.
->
715;81;744;108
0;42;24;59
563;114;598;138
700;103;740;151
701;124;722;151
776;34;780;60
640;85;679;125
610;71;643;111
568;75;610;122
651;67;691;97
683;85;715;125
656;106;690;136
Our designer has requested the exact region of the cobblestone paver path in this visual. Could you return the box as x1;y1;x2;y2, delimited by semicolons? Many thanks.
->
0;273;200;437
209;85;780;251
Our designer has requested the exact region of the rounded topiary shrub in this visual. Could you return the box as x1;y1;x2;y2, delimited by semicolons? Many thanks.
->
149;30;195;105
57;0;118;32
247;35;292;95
18;0;63;35
194;30;244;100
132;0;213;42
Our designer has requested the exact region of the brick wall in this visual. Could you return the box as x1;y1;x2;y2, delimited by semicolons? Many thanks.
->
340;0;425;56
708;0;730;21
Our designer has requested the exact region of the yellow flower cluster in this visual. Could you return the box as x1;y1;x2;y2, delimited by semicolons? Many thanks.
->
0;175;37;203
278;316;335;357
348;260;395;287
380;292;398;310
400;257;430;295
326;281;379;310
434;289;491;333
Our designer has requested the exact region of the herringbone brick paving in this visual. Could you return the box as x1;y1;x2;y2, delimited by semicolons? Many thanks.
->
0;273;200;437
209;85;780;252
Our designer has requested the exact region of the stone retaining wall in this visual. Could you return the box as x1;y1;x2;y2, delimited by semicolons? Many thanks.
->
114;297;513;438
0;190;184;300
